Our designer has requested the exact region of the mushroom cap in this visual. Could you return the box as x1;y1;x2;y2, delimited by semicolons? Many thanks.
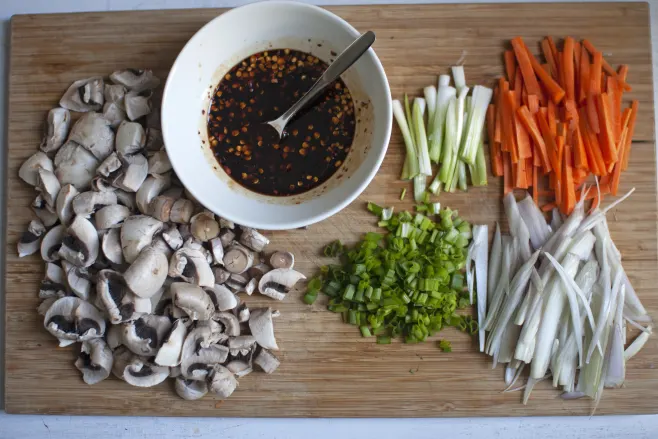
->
253;348;281;374
122;314;172;357
55;183;79;226
214;312;241;336
59;77;104;112
104;83;127;104
115;121;146;156
120;214;163;263
58;215;100;268
95;204;131;230
168;247;215;288
53;141;99;191
115;153;148;193
248;307;279;350
169;198;194;224
257;268;306;301
36;168;61;207
17;219;46;258
101;227;124;265
154;319;188;367
161;224;183;250
208;365;238;399
96;269;140;324
110;69;160;93
181;343;230;381
205;284;238;311
43;296;106;343
67;112;114;161
32;194;59;227
171;282;215;321
75;338;113;385
102;102;127;129
218;228;236;248
40;107;71;153
61;260;92;300
226;360;252;377
122;357;169;387
123;245;168;299
147;150;172;174
125;90;152;121
190;211;219;242
174;377;208;400
239;227;270;252
40;224;67;262
136;173;171;214
19;151;54;187
72;190;117;218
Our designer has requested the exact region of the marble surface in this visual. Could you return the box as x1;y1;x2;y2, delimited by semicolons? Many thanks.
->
1;1;657;438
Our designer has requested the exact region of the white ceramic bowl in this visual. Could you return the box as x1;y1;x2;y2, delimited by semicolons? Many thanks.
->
162;1;391;230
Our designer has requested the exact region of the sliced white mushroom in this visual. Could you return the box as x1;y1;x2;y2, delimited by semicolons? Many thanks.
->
248;307;278;350
53;141;99;191
239;227;270;252
253;348;280;374
145;127;163;152
180;328;229;380
40;108;71;153
121;314;172;356
17;219;46;257
154;319;187;367
161;186;184;200
44;296;106;344
171;282;215;321
235;303;250;323
148;195;174;222
223;245;254;274
106;324;123;350
205;284;238;311
123;357;169;387
120;215;163;263
61;260;91;300
42;261;66;293
258;268;306;301
102;102;127;129
36;168;61;207
115;189;137;211
115;121;146;156
67;112;115;161
32;194;59;227
226;360;252;377
208;365;238;399
110;346;134;380
175;377;208;400
169;366;182;378
40;224;66;262
110;69;160;93
114;153;148;192
219;218;235;229
96;269;143;324
101;227;124;265
136;173;171;214
212;266;231;285
95;204;131;230
190;211;219;242
58;216;99;268
270;251;294;269
104;83;127;105
59;77;104;112
97;152;123;179
72;191;117;218
244;278;258;296
214;312;241;336
75;338;113;385
19;151;54;187
161;224;183;250
147;150;172;174
54;184;78;226
170;198;194;224
169;247;214;287
218;228;236;248
228;335;256;356
151;236;173;259
123;245;168;299
37;297;58;316
125;90;152;121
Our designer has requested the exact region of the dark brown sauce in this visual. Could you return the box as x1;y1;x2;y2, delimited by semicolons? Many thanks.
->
207;48;355;196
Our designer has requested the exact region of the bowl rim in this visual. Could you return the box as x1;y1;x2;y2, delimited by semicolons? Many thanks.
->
162;0;392;230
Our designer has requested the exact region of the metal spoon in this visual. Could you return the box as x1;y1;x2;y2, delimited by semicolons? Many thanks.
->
265;31;376;138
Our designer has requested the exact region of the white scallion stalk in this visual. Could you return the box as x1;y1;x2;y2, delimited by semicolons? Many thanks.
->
576;187;636;234
438;97;458;183
454;87;469;161
423;85;437;138
429;79;455;163
413;174;427;202
624;325;653;361
503;192;532;261
518;194;552;250
381;207;394;221
452;65;466;92
392;100;419;180
428;202;441;215
459;85;493;165
488;223;502;303
515;270;545;363
604;285;626;388
428;173;442;194
483;238;511;332
412;98;432;176
470;225;489;352
587;256;622;364
550;207;563;231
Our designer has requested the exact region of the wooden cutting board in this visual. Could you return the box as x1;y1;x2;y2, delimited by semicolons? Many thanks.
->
5;2;657;417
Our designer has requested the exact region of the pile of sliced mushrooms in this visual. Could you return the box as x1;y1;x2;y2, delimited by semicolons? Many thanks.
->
17;69;305;400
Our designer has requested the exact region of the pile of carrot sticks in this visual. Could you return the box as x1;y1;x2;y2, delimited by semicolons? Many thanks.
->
487;36;639;215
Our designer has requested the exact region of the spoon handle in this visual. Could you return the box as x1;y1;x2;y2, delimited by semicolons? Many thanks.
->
277;31;376;127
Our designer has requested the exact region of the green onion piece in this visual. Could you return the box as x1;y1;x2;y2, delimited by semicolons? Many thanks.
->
438;339;452;352
303;292;318;304
400;188;407;200
343;284;356;300
367;202;383;216
377;336;391;344
307;277;322;292
348;309;358;325
360;326;372;337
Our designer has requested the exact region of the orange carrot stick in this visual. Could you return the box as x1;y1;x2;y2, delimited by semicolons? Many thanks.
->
622;100;639;170
500;81;512;153
517;105;551;171
573;127;589;171
504;90;520;163
541;202;557;212
547;100;557;136
532;164;539;204
591;51;602;95
519;40;565;104
586;92;600;134
504;50;516;83
562;143;576;215
574;41;581;92
579;107;607;175
583;39;631;91
607;76;620;144
526;157;534;187
516;155;528;189
487;105;504;177
537;112;560;172
503;152;513;194
514;68;524;106
528;95;540;114
610;131;626;196
511;37;544;100
563;37;576;102
579;45;590;105
596;93;618;163
541;38;559;81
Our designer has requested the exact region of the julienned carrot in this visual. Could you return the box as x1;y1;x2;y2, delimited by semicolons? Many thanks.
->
547;101;557;136
487;105;504;177
562;142;576;215
591;51;603;95
503;152;513;194
573;127;589;170
586;93;600;134
526;157;533;187
514;69;523;106
519;39;565;104
596;93;618;163
574;41;581;91
579;45;590;105
622;100;639;170
610;130;626;196
495;79;504;143
541;38;559;81
516;155;528;189
504;91;520;163
607;76;620;143
500;81;513;154
528;95;539;114
532;164;539;204
511;37;544;99
582;39;631;92
537;111;560;172
517;105;551;171
514;103;532;160
563;37;576;102
504;50;516;82
579;107;607;176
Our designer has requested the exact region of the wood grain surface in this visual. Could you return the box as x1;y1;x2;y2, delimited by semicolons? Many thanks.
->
5;2;657;417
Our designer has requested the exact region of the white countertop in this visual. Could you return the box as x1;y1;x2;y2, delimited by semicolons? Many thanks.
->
1;0;657;438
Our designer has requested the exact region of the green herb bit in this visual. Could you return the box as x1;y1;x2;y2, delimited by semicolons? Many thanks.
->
400;188;407;200
438;339;452;352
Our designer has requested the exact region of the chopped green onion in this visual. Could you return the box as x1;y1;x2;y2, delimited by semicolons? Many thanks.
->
438;339;452;352
394;99;419;180
303;292;318;304
360;326;372;337
377;336;391;344
400;188;407;201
